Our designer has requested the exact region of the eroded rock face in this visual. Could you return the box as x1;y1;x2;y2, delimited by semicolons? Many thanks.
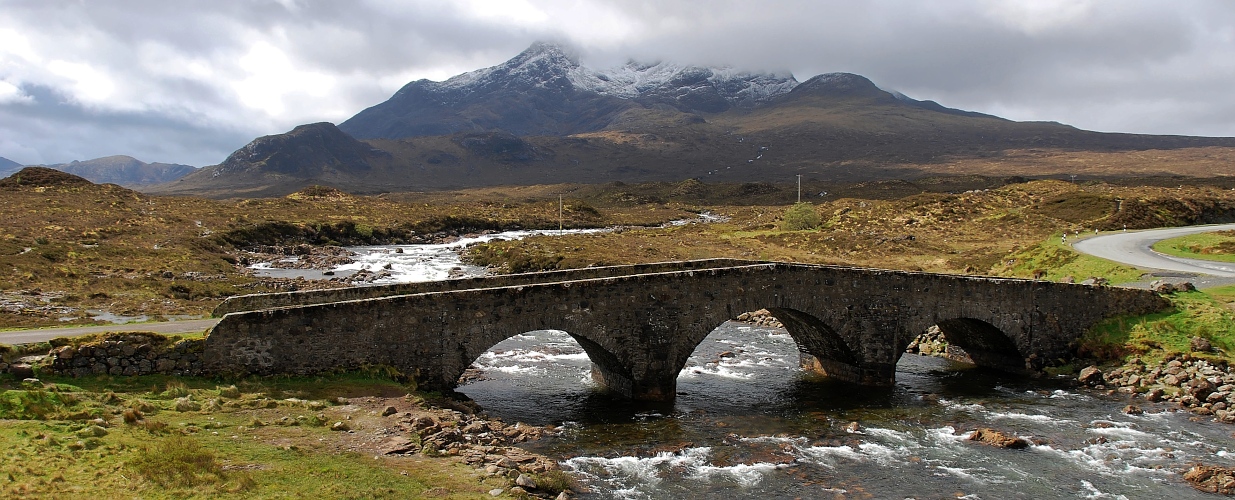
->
968;428;1029;449
1184;465;1235;495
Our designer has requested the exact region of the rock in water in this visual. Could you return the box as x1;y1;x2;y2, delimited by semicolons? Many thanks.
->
1077;365;1103;386
968;428;1029;449
1184;465;1235;495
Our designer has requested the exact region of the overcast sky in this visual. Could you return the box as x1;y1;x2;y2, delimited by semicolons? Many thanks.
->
1;0;1233;166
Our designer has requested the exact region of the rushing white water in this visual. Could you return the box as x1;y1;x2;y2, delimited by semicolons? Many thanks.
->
456;326;1235;499
250;212;727;283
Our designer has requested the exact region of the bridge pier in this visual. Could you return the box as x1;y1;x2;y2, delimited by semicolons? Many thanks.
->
800;354;896;386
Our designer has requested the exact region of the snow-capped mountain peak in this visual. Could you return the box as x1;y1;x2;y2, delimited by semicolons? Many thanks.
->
434;42;798;106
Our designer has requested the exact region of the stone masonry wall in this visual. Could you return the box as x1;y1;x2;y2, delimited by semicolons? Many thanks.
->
44;333;206;377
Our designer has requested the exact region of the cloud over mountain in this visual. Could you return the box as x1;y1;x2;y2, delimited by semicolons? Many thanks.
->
1;1;1233;167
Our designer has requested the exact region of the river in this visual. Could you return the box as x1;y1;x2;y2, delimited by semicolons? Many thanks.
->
249;213;725;283
456;326;1235;499
251;221;1233;498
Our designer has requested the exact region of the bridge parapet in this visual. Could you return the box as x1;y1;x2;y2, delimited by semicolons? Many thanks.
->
202;262;1170;401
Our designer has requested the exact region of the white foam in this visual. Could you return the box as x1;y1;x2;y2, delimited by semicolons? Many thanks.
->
1080;480;1130;500
938;398;986;413
989;411;1072;424
693;462;787;487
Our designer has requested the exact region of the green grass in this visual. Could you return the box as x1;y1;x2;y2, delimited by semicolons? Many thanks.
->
1078;290;1235;364
0;371;507;498
1151;231;1235;263
994;234;1144;283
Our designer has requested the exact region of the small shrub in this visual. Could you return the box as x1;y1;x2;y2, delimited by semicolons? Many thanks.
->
129;435;223;487
122;408;144;424
139;420;168;434
162;381;190;399
217;385;241;399
780;202;821;231
532;470;577;496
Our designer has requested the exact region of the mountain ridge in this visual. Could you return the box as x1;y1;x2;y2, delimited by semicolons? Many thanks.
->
31;155;197;187
152;42;1235;198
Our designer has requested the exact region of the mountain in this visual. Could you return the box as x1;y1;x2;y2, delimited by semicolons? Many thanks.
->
153;42;1235;198
0;156;21;177
32;155;196;187
338;42;799;139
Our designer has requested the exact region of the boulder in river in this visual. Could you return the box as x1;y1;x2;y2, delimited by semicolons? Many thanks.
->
1077;366;1104;386
968;428;1029;449
1184;464;1235;495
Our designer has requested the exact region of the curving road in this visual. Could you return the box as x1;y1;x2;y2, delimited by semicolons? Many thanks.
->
1072;223;1235;277
0;318;218;345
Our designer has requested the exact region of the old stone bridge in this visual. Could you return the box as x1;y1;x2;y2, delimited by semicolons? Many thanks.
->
202;259;1168;401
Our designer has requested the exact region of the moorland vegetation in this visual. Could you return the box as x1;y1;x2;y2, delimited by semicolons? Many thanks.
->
6;167;1235;497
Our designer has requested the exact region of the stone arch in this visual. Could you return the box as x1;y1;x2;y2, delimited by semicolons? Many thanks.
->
450;326;634;397
924;318;1027;374
663;305;865;391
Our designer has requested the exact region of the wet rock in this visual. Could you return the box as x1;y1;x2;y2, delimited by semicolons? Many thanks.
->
1184;464;1235;495
1077;366;1104;386
1145;388;1165;402
844;421;861;433
968;428;1029;449
1122;405;1143;415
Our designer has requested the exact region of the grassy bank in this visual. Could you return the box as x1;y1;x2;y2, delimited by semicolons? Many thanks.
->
1152;230;1235;263
1078;289;1235;365
0;370;509;498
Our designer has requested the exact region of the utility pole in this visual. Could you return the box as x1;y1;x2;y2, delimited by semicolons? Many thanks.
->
796;175;802;203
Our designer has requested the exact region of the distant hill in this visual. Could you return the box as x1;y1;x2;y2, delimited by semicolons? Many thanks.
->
33;156;196;187
0;156;21;177
151;42;1235;198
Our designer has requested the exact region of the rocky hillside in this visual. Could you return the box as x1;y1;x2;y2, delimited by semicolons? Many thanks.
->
149;42;1235;198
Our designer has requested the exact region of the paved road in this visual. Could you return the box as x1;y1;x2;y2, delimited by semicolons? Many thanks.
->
1072;223;1235;277
0;318;219;345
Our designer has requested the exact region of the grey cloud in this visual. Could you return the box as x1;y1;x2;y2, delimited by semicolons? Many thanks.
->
0;84;251;166
1;0;1233;166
